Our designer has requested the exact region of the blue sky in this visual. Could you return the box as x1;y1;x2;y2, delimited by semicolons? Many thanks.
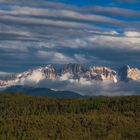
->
0;0;140;72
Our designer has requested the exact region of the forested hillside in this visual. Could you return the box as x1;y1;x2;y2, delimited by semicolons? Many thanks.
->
0;93;139;140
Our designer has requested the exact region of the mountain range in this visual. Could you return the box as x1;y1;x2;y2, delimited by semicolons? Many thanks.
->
0;64;140;87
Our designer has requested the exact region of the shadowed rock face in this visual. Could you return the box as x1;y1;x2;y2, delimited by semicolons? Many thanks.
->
61;63;85;74
60;63;86;79
119;65;129;81
0;64;139;87
43;65;56;80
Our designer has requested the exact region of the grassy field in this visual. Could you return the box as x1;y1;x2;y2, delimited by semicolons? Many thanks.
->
0;93;139;140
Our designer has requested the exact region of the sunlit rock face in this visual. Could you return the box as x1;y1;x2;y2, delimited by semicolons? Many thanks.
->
16;65;57;83
127;67;140;81
120;65;140;81
0;80;14;86
0;64;140;87
0;65;56;87
84;66;118;83
60;64;117;82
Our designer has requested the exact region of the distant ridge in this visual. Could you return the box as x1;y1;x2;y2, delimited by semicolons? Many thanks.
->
2;85;83;98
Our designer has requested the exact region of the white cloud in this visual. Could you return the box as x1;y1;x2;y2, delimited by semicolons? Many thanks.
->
74;54;89;63
37;78;140;96
87;30;119;35
88;35;140;51
0;42;29;52
0;0;139;73
0;72;12;76
20;70;46;86
87;6;140;18
60;72;74;81
0;5;124;26
0;14;95;30
124;31;140;37
37;51;74;63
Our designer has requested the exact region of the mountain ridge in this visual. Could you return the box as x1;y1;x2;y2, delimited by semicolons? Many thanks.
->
0;63;140;87
2;85;83;98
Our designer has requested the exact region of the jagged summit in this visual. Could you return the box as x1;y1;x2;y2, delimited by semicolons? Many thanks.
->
61;63;86;75
0;64;139;87
119;65;140;81
85;66;118;83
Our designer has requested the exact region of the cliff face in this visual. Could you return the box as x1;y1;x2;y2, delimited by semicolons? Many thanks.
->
60;64;117;82
120;65;140;81
0;80;16;86
43;65;56;80
0;64;139;87
61;63;84;74
60;63;86;79
127;67;140;81
84;66;117;83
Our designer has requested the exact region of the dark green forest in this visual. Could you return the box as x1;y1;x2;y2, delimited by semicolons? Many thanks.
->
0;93;139;140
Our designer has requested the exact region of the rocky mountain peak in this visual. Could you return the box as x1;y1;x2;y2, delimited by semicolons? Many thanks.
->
84;66;117;82
43;64;56;80
119;65;140;81
126;66;140;81
61;63;84;73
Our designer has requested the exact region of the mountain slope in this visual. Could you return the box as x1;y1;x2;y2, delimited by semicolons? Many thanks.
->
2;85;83;98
